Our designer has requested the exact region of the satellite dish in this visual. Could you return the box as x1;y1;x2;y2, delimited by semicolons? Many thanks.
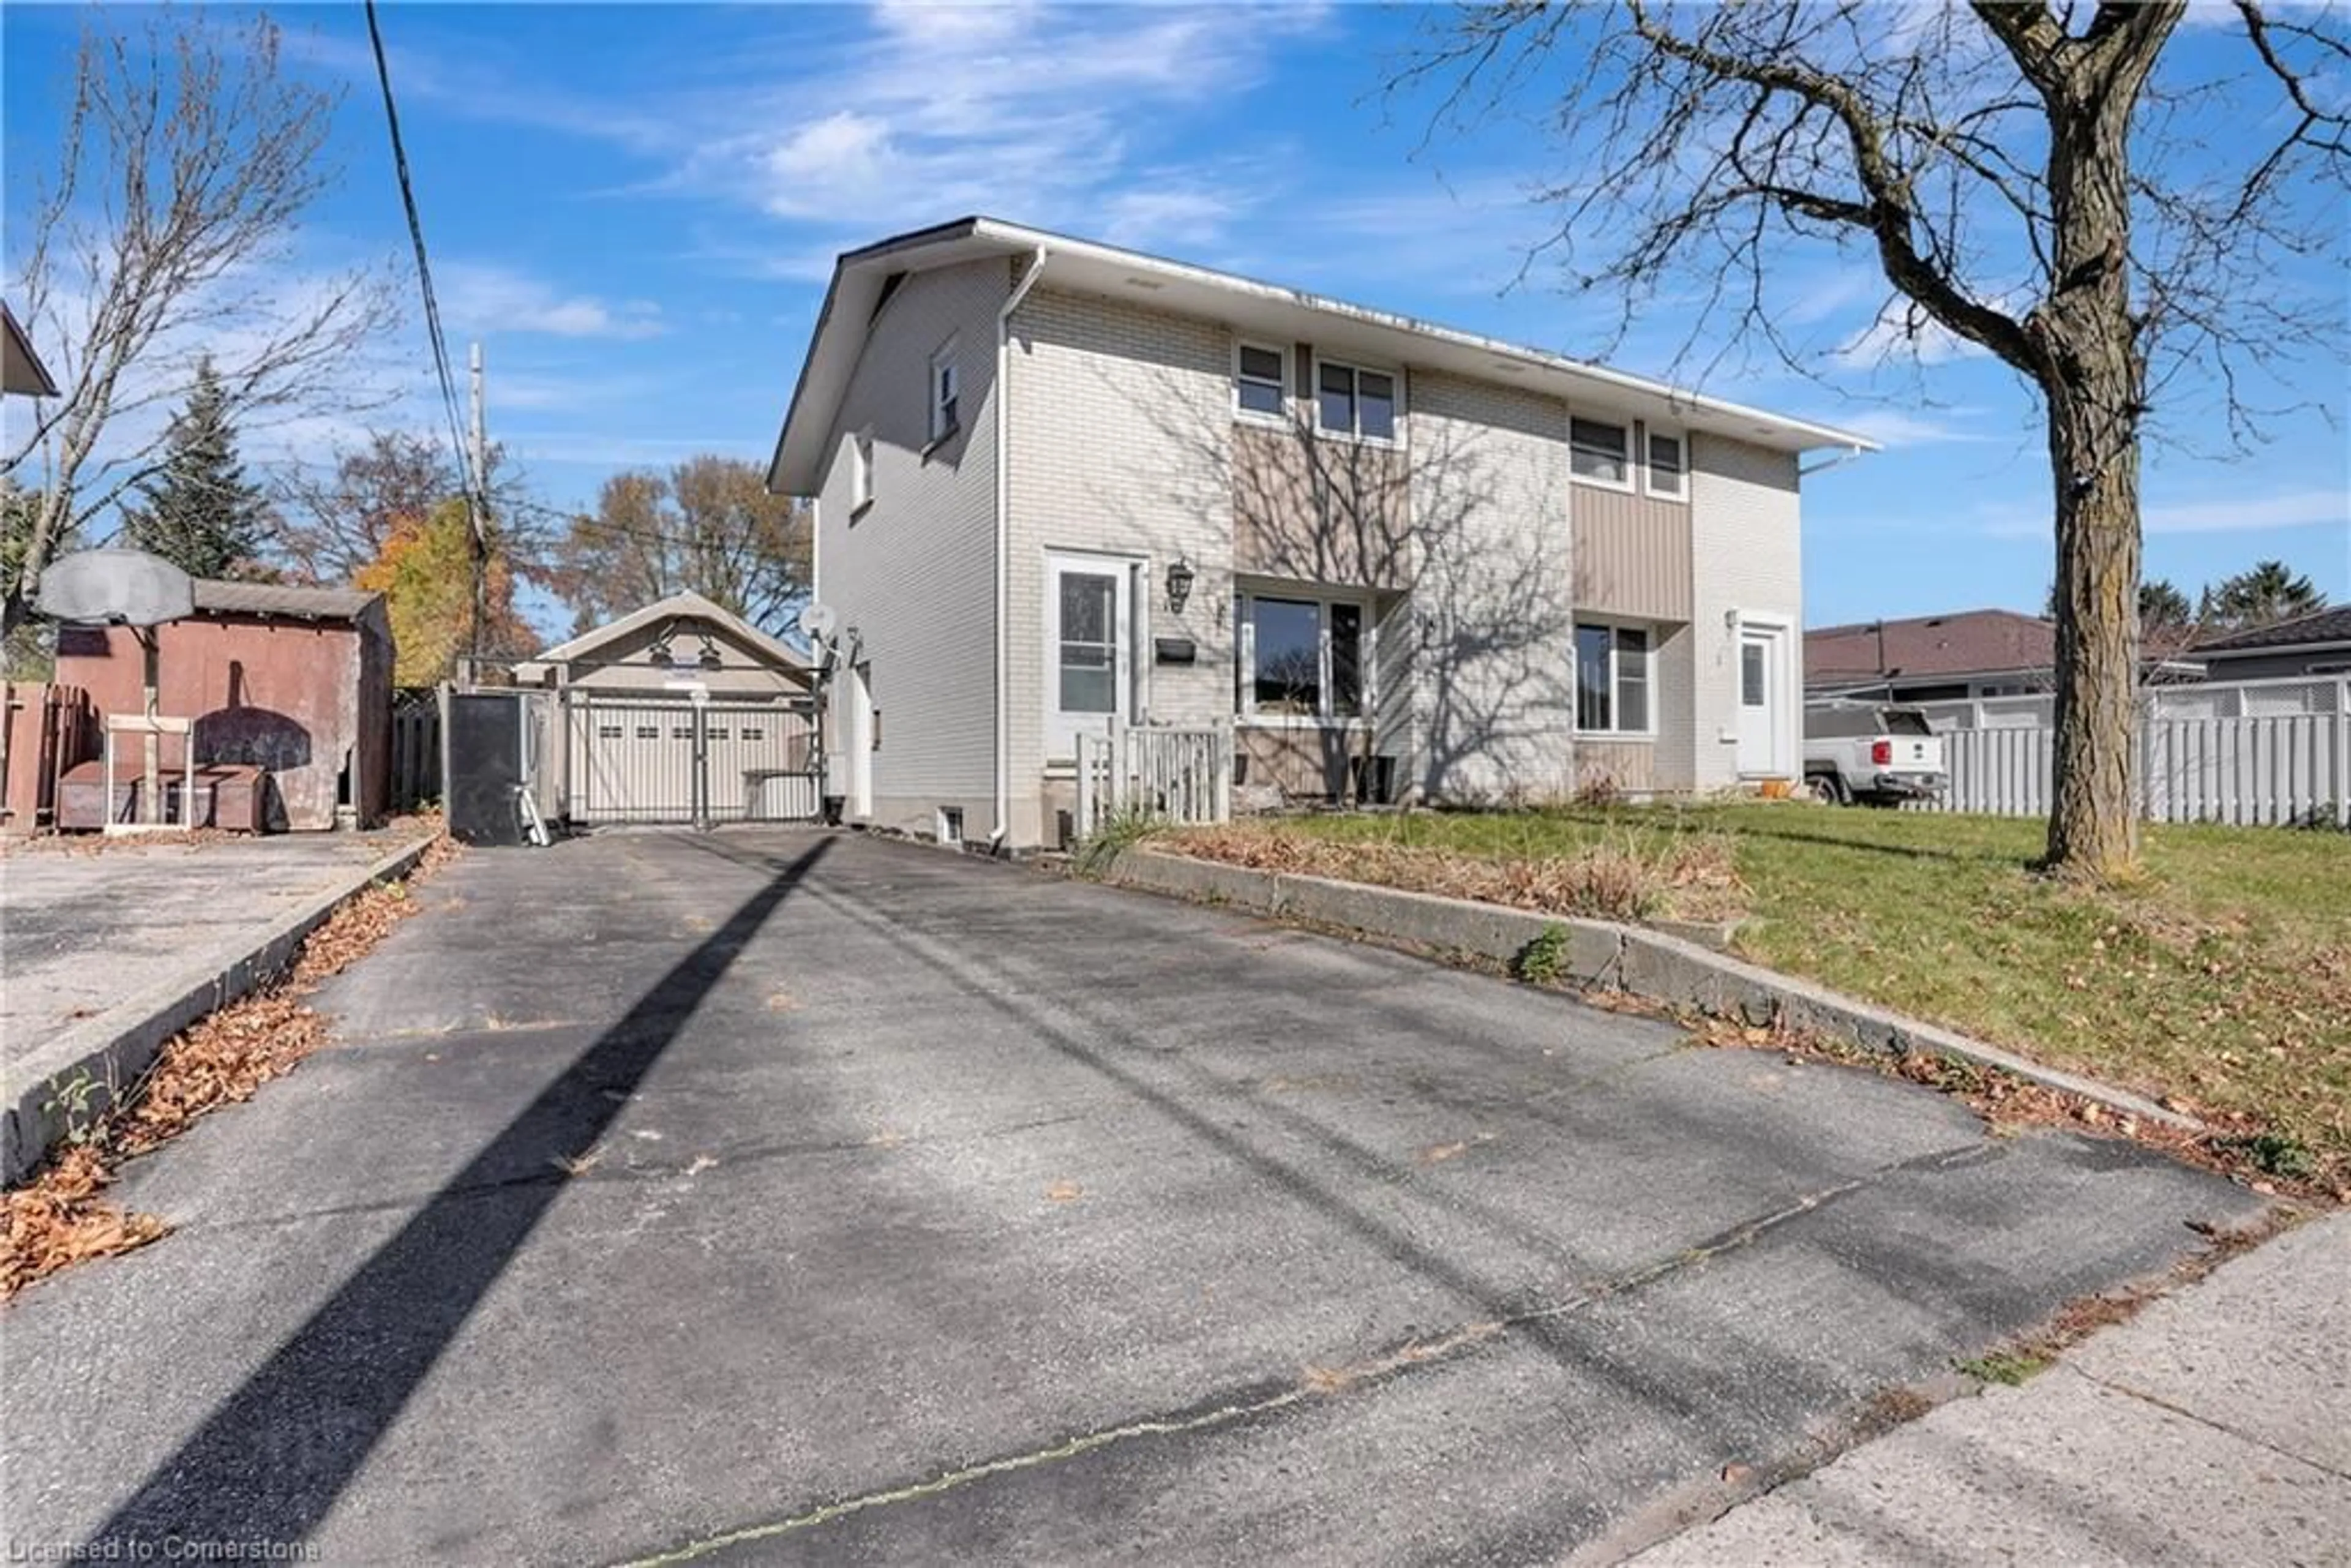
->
797;601;838;643
38;549;195;627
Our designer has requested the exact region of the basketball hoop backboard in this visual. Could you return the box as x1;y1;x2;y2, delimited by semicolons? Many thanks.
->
37;549;196;627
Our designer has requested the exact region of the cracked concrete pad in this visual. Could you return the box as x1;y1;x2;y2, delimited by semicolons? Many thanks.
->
1633;1365;2351;1568
2066;1212;2351;1476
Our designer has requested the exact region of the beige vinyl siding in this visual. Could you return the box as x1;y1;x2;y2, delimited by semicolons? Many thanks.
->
1572;486;1692;621
1688;432;1804;789
813;257;1007;835
1573;737;1655;793
1005;285;1236;846
1408;369;1578;803
1230;423;1413;588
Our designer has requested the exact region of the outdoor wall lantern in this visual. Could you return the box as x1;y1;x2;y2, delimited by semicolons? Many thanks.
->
1164;554;1196;615
648;636;675;669
696;634;724;671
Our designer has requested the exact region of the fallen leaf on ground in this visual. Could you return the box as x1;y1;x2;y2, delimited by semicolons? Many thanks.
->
1044;1179;1083;1202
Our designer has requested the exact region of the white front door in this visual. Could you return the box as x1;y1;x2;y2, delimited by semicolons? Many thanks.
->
1736;623;1790;776
1046;555;1131;761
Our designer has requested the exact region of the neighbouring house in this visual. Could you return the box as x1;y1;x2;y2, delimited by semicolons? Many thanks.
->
51;580;393;831
514;591;815;827
2190;605;2351;681
2;302;59;397
1806;609;2065;702
1807;606;2212;710
767;216;1875;851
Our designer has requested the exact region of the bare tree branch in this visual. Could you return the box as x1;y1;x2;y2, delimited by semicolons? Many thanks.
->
1398;0;2347;877
2;10;396;634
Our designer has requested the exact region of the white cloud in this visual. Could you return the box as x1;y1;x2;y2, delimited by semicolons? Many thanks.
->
1794;406;2008;448
1973;486;2351;539
439;263;667;341
1832;296;1992;369
665;3;1329;244
2145;489;2350;535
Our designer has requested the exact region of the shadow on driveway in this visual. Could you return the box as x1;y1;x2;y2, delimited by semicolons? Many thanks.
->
91;837;833;1550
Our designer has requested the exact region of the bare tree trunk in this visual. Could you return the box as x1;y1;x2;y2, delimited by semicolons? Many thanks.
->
2036;68;2151;880
2045;380;2142;876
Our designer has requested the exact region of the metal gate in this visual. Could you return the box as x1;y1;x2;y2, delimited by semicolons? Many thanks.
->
563;696;819;825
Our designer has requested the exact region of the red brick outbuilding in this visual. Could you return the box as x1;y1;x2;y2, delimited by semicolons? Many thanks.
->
54;580;394;830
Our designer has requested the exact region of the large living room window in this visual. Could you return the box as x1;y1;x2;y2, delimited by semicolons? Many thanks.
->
1236;590;1366;722
1575;622;1651;734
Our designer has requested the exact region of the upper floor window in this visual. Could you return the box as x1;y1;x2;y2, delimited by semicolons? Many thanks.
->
1235;343;1286;420
1570;417;1631;487
1646;430;1686;498
850;430;874;512
1316;361;1397;442
928;340;961;442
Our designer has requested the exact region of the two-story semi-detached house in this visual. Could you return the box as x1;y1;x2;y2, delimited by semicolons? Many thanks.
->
767;217;1872;852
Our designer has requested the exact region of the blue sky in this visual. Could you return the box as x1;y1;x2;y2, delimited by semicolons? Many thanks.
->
5;1;2345;637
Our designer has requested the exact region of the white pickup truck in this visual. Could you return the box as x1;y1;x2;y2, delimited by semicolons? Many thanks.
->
1803;703;1948;806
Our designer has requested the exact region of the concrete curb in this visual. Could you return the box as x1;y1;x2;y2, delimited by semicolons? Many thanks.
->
1101;846;2197;1133
2;831;441;1185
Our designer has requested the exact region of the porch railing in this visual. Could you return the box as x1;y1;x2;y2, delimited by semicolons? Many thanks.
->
1073;726;1232;840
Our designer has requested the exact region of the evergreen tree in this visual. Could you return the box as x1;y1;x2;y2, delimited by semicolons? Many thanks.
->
2199;561;2328;632
121;358;266;577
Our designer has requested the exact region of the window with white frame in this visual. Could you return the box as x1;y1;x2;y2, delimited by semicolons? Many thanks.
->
1570;417;1631;486
850;430;874;511
1235;343;1286;419
928;340;960;441
1574;622;1651;733
1646;430;1686;498
1316;361;1397;441
1235;590;1367;721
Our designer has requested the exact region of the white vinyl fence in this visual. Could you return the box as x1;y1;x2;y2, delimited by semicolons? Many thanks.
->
1916;677;2350;827
1073;726;1232;840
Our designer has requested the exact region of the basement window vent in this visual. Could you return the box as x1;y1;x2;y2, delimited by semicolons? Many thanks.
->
938;806;965;847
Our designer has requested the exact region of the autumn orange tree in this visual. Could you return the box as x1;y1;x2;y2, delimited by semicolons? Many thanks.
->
355;500;534;685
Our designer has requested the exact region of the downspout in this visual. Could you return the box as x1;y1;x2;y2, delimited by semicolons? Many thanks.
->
993;246;1049;853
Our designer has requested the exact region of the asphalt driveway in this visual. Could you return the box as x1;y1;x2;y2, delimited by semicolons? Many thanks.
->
1;828;2265;1564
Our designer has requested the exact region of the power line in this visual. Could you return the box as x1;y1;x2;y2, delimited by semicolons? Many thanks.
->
362;0;488;657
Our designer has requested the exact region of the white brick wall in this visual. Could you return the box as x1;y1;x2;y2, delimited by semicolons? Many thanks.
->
1005;285;1236;844
816;258;1811;839
813;257;1007;835
1410;370;1580;802
1689;433;1804;789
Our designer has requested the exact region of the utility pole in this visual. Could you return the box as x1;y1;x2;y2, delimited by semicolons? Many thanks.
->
467;340;489;680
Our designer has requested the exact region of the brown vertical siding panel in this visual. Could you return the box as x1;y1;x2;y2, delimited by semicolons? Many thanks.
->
1230;423;1412;588
1572;738;1657;792
1572;487;1692;620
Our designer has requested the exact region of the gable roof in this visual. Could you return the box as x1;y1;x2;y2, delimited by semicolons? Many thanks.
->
768;216;1880;495
3;302;59;397
528;591;807;680
1807;609;2056;686
2194;604;2351;656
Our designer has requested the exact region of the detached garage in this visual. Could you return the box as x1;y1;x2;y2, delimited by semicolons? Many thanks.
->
514;592;819;826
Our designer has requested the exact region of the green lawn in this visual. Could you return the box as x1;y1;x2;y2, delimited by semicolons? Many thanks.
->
1174;804;2351;1189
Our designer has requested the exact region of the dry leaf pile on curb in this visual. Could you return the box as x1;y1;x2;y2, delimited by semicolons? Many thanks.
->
1692;1012;2349;1207
1;831;459;1300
